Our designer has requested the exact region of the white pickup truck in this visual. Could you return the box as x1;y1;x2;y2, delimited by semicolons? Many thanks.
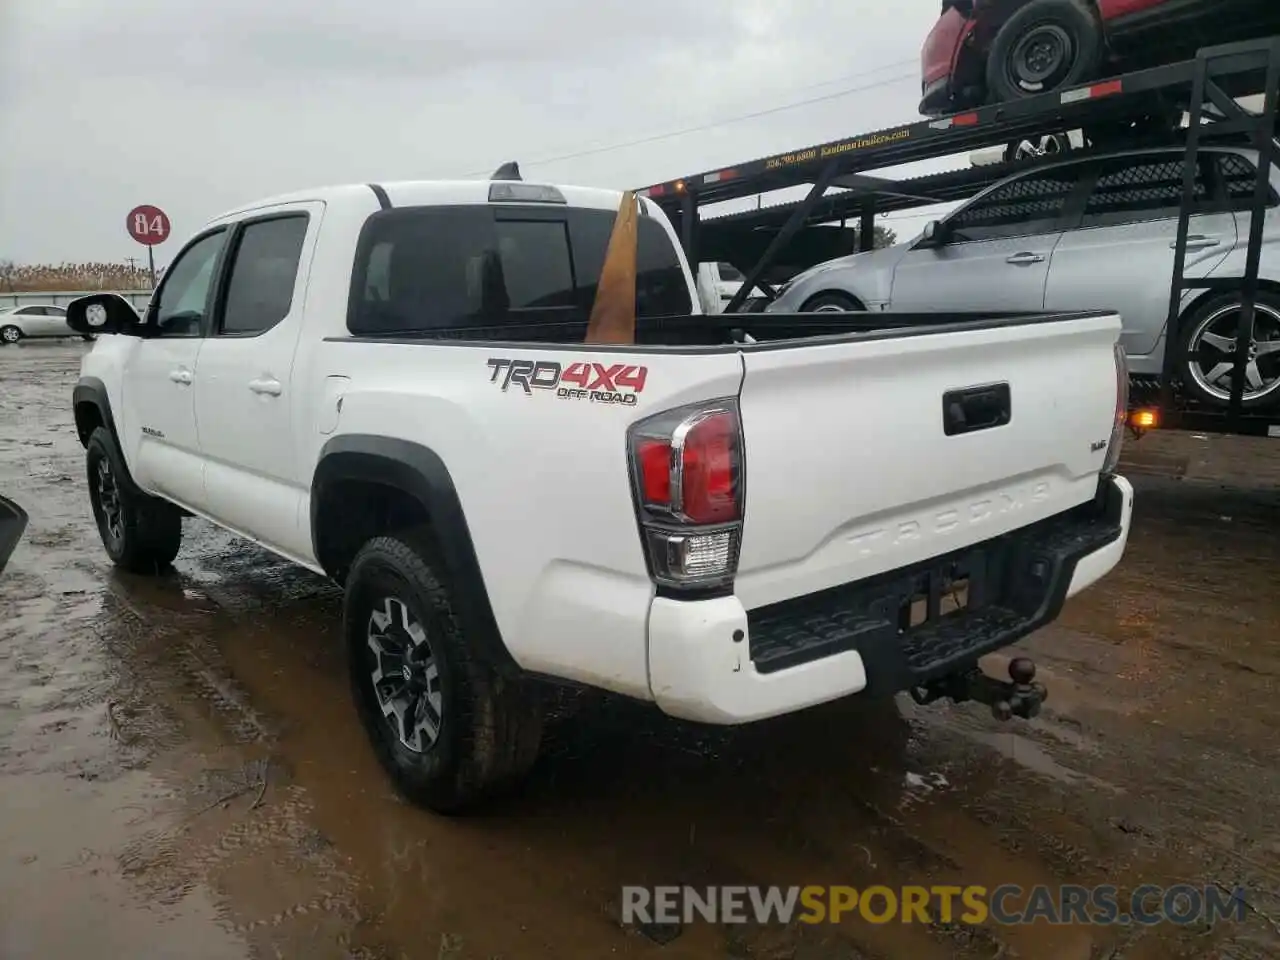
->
67;173;1134;813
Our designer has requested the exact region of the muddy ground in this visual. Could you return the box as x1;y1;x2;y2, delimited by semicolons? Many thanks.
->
2;341;1279;960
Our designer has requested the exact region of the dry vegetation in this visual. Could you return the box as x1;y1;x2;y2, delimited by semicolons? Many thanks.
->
0;260;161;293
0;227;898;295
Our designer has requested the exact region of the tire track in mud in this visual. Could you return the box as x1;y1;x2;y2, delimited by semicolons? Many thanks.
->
79;580;371;947
1;348;367;955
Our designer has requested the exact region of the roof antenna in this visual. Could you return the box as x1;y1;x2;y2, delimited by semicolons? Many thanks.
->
491;161;522;181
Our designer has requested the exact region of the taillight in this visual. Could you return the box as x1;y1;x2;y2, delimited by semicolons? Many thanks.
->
628;400;744;592
1102;342;1129;476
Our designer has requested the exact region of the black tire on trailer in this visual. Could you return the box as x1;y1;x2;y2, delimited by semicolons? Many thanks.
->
85;426;184;573
986;0;1103;106
1177;289;1280;410
801;291;864;313
344;528;543;814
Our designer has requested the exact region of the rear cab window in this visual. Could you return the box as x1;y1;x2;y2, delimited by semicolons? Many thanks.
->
347;203;692;340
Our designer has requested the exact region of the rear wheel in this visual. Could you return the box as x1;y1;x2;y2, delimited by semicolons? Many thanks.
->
344;529;543;813
1178;291;1280;410
801;291;863;314
85;427;183;573
0;325;21;345
986;0;1103;106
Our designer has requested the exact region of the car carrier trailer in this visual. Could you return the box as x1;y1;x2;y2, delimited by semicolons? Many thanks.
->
638;37;1280;439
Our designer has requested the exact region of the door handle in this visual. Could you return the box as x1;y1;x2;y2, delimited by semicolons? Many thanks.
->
1006;252;1045;265
248;377;282;397
1172;235;1221;250
169;368;193;385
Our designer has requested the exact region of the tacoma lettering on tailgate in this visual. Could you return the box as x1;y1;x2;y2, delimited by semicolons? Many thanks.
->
486;358;648;406
846;481;1053;558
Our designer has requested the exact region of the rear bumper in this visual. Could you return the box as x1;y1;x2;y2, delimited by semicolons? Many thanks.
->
647;475;1133;724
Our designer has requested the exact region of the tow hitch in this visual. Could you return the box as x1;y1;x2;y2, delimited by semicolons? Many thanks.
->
909;657;1047;722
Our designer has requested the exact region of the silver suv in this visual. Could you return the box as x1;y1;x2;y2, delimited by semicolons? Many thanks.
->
767;146;1280;409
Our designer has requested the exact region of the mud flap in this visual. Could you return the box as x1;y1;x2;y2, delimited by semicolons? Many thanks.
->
0;494;29;576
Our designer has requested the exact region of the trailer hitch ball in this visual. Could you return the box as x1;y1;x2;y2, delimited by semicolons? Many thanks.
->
910;656;1048;721
993;657;1048;721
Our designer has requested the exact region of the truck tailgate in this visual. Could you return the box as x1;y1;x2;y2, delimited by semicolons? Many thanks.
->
734;312;1122;611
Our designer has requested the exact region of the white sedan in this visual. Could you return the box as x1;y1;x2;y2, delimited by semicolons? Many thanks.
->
0;304;92;344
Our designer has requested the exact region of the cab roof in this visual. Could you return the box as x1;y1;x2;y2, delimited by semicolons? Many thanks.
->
209;180;642;226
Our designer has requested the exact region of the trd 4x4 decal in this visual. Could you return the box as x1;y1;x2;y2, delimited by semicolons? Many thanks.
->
486;358;649;406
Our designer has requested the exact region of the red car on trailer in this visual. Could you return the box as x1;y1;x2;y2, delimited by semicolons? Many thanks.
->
921;0;1280;118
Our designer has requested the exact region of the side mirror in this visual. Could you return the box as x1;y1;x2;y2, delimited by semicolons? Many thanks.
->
919;220;950;248
65;293;145;337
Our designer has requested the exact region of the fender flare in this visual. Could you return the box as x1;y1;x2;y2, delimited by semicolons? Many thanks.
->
73;376;142;491
311;435;519;676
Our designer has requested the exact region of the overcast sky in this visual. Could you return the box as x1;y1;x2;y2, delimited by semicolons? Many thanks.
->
0;0;958;266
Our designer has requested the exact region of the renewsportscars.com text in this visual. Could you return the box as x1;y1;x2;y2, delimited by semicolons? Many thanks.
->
621;883;1247;927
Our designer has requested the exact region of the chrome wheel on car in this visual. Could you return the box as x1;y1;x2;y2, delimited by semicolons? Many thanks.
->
1006;133;1069;163
0;325;21;344
801;292;863;314
366;595;443;753
1185;301;1280;405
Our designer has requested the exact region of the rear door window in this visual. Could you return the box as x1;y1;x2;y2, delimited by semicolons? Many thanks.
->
1078;154;1212;228
347;203;692;337
217;215;309;336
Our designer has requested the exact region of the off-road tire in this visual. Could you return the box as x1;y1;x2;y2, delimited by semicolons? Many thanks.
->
986;0;1103;106
85;427;183;573
344;528;543;814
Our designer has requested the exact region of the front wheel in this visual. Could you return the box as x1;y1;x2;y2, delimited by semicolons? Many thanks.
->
344;529;543;813
801;291;864;313
1178;291;1280;410
85;427;183;573
0;325;22;345
986;0;1102;105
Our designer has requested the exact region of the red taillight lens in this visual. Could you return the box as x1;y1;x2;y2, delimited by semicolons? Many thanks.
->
681;413;739;524
628;400;744;591
638;439;672;506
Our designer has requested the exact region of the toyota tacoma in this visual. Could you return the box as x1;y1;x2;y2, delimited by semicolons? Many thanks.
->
66;171;1134;813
